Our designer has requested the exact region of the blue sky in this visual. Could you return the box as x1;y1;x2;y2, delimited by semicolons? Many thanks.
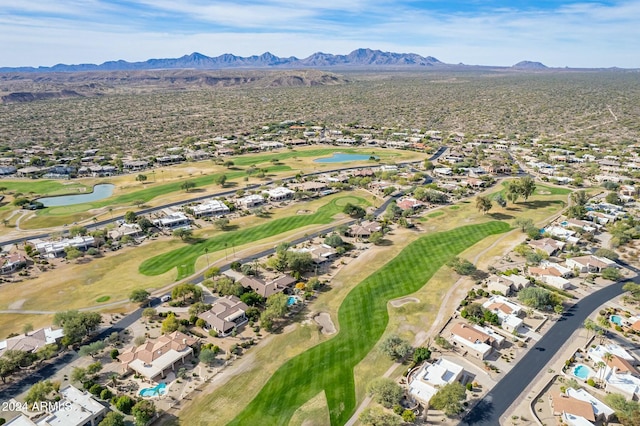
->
2;1;639;68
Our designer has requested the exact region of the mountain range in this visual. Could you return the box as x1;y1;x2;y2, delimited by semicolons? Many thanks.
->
0;48;449;73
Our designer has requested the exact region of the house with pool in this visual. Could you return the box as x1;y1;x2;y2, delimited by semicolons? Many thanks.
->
482;295;524;333
118;331;197;382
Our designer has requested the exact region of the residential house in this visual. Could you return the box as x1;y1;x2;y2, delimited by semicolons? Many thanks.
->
236;194;264;209
238;274;296;298
153;211;191;230
543;226;579;243
32;236;96;258
191;199;230;218
0;253;27;274
566;255;618;273
118;331;197;381
396;197;423;211
291;245;338;265
122;160;149;171
433;167;453;176
409;358;466;404
486;274;530;296
551;392;596;424
0;327;64;357
566;388;615;422
528;238;565;257
482;296;524;333
198;296;249;336
565;218;598;233
347;221;382;239
291;181;328;193
7;385;110;426
108;223;142;241
264;187;295;201
449;323;494;359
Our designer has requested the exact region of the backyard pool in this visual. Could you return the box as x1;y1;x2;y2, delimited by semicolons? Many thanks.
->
610;315;623;326
287;296;298;306
314;153;377;163
38;183;115;207
139;382;167;397
572;364;593;380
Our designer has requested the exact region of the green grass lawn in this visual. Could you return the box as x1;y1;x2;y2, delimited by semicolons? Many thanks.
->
229;221;510;426
0;180;89;195
138;196;368;279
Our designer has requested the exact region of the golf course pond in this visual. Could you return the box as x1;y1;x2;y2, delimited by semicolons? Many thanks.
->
38;184;115;207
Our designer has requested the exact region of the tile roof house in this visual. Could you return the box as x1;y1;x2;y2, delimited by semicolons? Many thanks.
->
551;392;596;423
238;274;296;298
566;255;618;273
527;238;565;257
0;327;64;357
118;331;197;381
486;274;530;296
198;296;249;337
566;388;615;422
449;323;495;359
482;295;524;333
0;253;27;274
347;221;382;239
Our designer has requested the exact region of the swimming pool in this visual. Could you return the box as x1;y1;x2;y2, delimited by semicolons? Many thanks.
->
287;296;298;306
139;382;167;397
610;315;623;326
572;364;593;380
561;221;569;226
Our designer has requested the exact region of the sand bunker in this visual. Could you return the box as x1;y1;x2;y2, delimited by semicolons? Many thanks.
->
314;312;336;335
390;297;420;307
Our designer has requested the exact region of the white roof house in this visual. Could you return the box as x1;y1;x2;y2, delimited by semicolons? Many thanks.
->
7;385;109;426
153;211;191;230
32;236;96;258
588;344;635;364
0;327;64;357
409;358;465;404
236;194;264;209
264;187;295;201
543;226;576;241
602;368;640;400
562;412;594;426
191;199;230;218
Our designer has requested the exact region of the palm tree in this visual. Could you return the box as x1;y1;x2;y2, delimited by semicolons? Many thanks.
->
583;319;597;341
595;361;606;387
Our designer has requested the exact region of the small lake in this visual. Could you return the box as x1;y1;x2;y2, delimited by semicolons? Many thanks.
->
38;184;115;207
314;153;378;163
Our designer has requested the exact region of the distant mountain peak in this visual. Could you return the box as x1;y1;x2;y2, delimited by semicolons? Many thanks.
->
512;60;548;69
0;48;445;73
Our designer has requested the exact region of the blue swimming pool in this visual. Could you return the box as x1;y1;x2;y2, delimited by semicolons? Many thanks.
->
287;296;297;306
610;315;623;325
139;382;167;397
314;153;377;163
573;364;592;380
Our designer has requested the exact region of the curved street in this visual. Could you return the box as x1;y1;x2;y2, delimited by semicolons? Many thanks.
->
460;265;636;425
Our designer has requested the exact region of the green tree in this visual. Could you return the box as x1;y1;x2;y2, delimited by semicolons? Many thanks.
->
505;181;520;204
78;341;106;358
135;174;147;184
369;231;384;245
64;246;84;260
429;382;467;416
286;251;313;274
518;287;555;310
199;348;218;365
594;248;619;260
343;203;365;219
53;311;102;346
142;308;156;318
266;292;289;318
475;196;492;215
514;217;534;232
99;412;125;426
604;393;640;426
213;217;230;230
114;395;136;415
601;267;622;281
124;211;137;223
132;400;156;426
71;367;87;384
359;407;402;426
69;225;88;237
366;377;404;408
181;181;196;192
380;335;411;360
324;233;345;248
25;380;56;404
448;257;477;275
605;192;622;205
172;228;193;241
518;176;536;201
161;313;180;333
413;347;431;363
214;174;227;187
129;289;150;305
571;190;589;206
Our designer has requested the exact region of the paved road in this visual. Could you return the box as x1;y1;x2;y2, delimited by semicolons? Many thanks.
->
0;146;446;247
460;264;637;425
